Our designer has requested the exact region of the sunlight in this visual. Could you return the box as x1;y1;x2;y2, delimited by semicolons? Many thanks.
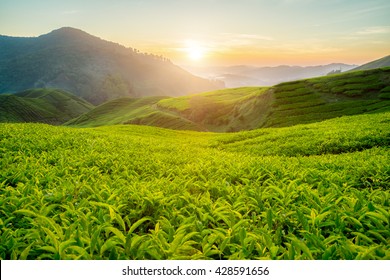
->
186;40;205;61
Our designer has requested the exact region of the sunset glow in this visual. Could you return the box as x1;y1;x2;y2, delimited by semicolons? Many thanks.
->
186;40;205;61
0;0;389;67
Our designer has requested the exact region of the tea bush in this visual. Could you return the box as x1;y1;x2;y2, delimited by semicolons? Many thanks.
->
0;112;389;259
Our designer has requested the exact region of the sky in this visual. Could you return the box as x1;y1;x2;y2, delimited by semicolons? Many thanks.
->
1;0;389;67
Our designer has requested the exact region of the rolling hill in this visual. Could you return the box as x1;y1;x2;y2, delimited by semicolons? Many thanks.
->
263;67;390;127
156;87;273;132
67;87;272;132
0;88;94;124
349;55;390;72
66;96;204;131
0;27;223;105
67;67;390;131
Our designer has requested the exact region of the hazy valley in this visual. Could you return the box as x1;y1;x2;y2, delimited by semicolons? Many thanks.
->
182;63;358;88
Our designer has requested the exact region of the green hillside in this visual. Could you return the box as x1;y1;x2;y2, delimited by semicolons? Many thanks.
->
264;67;390;127
0;112;389;260
67;67;390;132
157;87;272;132
68;87;272;132
0;88;94;124
158;67;390;130
66;96;204;131
349;55;390;72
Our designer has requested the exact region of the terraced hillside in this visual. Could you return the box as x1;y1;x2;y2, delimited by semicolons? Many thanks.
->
67;67;390;132
159;67;390;129
264;67;390;127
0;88;94;125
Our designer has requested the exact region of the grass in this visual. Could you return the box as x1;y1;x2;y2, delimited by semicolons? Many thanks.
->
0;112;389;260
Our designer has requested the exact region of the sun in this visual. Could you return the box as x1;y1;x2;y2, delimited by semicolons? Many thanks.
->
186;40;205;61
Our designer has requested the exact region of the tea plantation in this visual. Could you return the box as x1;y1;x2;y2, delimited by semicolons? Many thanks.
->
67;67;390;132
0;112;389;259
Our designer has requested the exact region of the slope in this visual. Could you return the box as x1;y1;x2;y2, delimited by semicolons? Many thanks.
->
67;87;273;132
66;96;204;131
349;55;390;72
0;27;223;105
157;87;273;132
157;67;390;130
0;88;94;125
264;67;390;127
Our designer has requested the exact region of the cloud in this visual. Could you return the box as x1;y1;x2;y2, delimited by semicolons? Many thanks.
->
343;26;390;40
167;33;275;55
278;44;343;54
348;4;390;18
356;26;390;35
216;33;274;49
279;0;314;3
61;10;80;15
233;33;274;41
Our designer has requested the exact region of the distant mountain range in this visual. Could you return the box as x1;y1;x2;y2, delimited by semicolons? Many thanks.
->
183;55;390;88
0;27;223;104
183;63;358;88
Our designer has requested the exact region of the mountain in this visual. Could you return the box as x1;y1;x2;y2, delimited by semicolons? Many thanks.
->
67;67;390;131
0;27;223;105
349;55;390;72
0;88;94;124
182;63;357;87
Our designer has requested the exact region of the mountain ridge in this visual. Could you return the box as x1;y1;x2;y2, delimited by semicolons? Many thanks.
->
0;27;223;104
